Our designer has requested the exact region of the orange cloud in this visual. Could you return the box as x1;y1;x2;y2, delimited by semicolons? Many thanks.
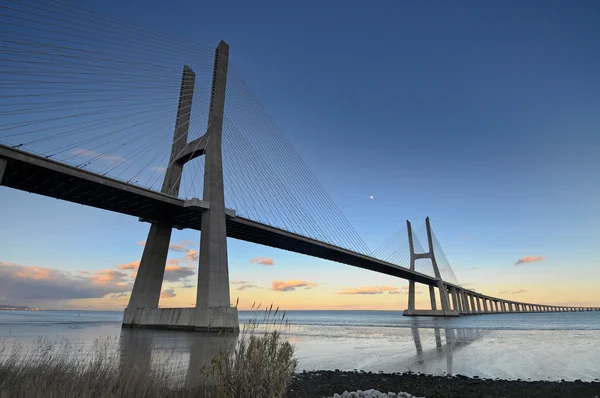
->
160;288;176;299
13;267;54;280
186;249;199;261
117;260;193;282
117;261;140;278
89;270;128;285
0;262;129;301
117;261;140;271
250;256;274;266
515;256;545;265
338;286;400;295
271;280;316;292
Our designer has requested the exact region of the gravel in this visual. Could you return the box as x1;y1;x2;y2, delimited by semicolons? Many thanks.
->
287;370;600;398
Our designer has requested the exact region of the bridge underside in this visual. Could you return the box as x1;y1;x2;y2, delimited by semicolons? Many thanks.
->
0;144;437;287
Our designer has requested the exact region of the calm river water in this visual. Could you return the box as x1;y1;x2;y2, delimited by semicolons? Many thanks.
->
1;310;599;381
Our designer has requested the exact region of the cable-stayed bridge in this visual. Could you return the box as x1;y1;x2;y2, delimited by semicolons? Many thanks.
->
0;0;597;331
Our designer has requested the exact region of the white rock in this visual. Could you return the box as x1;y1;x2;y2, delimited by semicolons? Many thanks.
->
325;389;424;398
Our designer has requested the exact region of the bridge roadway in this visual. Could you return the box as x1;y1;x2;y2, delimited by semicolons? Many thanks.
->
1;144;598;313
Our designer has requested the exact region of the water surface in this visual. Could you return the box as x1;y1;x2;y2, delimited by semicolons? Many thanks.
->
1;310;599;381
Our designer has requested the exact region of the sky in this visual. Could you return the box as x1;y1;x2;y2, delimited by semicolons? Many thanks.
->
1;0;599;311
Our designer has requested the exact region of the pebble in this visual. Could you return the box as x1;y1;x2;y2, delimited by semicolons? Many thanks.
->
327;389;424;398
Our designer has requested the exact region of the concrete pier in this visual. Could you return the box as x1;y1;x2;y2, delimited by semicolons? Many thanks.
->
403;218;458;317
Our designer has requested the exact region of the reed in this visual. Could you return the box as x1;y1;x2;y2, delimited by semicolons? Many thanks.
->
0;305;297;398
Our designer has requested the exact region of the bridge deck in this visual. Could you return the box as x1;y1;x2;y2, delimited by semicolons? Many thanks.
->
0;144;438;286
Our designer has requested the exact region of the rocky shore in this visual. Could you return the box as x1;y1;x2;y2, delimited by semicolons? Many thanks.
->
287;370;600;398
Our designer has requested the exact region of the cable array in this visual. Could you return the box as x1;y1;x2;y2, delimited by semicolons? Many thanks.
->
219;63;373;254
431;228;460;286
1;0;375;255
0;0;215;196
371;228;411;268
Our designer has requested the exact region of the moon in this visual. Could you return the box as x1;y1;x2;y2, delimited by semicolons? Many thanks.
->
369;195;374;199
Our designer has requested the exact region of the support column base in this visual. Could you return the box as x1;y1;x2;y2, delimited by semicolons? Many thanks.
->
122;306;239;332
403;309;460;317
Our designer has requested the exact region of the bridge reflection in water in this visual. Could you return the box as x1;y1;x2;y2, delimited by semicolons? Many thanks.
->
118;328;237;387
117;326;485;381
409;327;486;376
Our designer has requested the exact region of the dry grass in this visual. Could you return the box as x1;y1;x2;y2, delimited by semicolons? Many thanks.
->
0;305;297;398
206;304;298;397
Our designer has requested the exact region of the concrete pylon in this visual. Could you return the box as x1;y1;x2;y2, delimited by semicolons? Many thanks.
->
194;41;237;326
125;66;196;310
123;41;238;332
425;217;453;314
403;218;458;317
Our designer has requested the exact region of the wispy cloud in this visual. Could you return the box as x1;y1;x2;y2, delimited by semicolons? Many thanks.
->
250;256;274;266
271;280;316;292
110;293;129;299
230;281;247;285
168;244;189;252
150;166;166;173
512;289;527;294
160;288;176;299
515;256;545;266
236;284;259;291
89;270;128;286
136;240;194;254
498;290;508;294
337;286;399;295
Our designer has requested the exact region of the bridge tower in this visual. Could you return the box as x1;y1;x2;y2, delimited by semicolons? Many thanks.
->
122;41;238;331
404;217;459;317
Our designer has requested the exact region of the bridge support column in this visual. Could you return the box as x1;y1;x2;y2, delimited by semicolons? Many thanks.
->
0;158;6;185
451;287;460;314
123;42;238;332
429;285;437;310
483;298;489;313
407;281;416;315
463;291;471;314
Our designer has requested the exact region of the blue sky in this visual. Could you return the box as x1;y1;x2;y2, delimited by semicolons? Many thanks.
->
1;0;599;309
